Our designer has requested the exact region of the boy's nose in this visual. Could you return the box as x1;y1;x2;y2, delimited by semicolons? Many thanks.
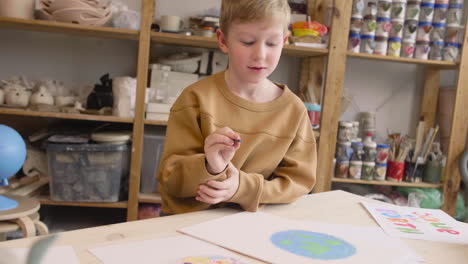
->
252;43;266;60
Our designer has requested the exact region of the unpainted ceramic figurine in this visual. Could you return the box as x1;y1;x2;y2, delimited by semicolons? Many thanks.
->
30;85;54;106
4;84;31;108
0;89;4;105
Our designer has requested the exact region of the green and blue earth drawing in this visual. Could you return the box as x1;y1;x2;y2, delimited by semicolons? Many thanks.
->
270;230;356;260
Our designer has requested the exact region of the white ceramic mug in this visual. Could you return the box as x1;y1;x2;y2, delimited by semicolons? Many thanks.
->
160;15;184;32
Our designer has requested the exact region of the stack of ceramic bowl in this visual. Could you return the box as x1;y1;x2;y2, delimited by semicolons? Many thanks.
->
374;0;392;55
415;0;435;59
360;1;378;54
401;0;421;58
37;0;112;27
349;0;365;53
429;0;449;60
443;0;464;62
387;0;407;57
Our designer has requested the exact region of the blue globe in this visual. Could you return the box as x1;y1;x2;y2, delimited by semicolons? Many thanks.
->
0;125;26;183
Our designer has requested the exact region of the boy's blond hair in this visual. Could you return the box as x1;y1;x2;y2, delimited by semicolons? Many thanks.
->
220;0;291;35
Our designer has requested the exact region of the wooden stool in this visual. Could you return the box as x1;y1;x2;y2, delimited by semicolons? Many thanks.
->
0;195;48;241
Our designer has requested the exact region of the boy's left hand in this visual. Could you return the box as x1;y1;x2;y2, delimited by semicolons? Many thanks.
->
196;163;239;204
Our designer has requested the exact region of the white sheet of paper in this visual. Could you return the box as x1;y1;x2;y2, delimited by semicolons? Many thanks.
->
179;212;423;264
89;235;252;264
0;246;79;264
361;201;468;244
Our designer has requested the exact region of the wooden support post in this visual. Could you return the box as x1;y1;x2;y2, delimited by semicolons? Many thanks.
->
420;67;441;136
314;0;352;192
126;0;154;221
441;26;468;216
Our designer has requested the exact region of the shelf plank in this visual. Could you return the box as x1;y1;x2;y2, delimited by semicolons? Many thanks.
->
0;16;139;40
332;177;442;188
348;52;458;68
139;193;162;203
144;119;168;126
0;107;133;123
151;32;328;57
37;195;128;208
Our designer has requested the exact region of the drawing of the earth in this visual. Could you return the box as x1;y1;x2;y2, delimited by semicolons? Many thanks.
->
178;255;247;264
270;230;356;260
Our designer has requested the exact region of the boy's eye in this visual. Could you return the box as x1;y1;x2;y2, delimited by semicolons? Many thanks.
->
267;42;278;47
241;41;254;46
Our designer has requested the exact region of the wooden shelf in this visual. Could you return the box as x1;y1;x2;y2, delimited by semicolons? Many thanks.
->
332;177;442;188
347;52;458;68
37;195;128;208
0;107;134;123
151;32;328;57
139;192;162;203
144;119;168;126
0;16;139;40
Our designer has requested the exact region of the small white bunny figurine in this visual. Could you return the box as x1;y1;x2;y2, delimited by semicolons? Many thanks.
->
5;84;30;108
30;85;54;105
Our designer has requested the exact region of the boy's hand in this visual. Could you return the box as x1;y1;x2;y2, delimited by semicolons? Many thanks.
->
204;127;241;174
196;163;240;204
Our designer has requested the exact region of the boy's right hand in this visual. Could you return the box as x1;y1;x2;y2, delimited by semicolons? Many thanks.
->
204;127;241;174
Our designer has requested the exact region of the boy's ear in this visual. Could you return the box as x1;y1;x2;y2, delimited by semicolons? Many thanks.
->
217;28;229;53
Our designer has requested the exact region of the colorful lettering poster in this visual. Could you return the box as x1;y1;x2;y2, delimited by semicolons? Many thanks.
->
179;212;423;264
361;201;468;244
88;235;252;264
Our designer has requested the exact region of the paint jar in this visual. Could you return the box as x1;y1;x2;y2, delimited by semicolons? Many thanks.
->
365;1;378;17
350;15;364;33
423;159;442;183
429;41;444;60
352;0;365;16
387;160;405;181
419;2;435;22
348;31;361;52
421;0;435;2
305;103;321;129
445;24;463;43
387;37;402;57
349;160;363;179
360;112;376;137
336;141;353;161
338;121;354;142
417;22;433;41
351;141;364;161
433;3;449;23
443;42;461;62
374;163;387;181
415;40;431;59
378;0;393;17
391;0;407;20
351;121;360;140
363;142;378;162
447;3;463;26
376;144;390;163
376;17;392;37
404;161;425;182
374;36;389;55
362;161;376;180
403;20;418;41
405;1;421;20
435;0;448;4
390;19;405;38
401;39;416;57
362;17;377;36
361;34;376;53
335;160;350;178
431;23;446;42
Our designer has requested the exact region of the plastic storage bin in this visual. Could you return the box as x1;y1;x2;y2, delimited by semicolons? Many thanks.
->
140;133;165;194
46;143;130;202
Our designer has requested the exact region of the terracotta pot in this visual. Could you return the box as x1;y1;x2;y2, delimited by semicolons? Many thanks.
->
0;0;35;19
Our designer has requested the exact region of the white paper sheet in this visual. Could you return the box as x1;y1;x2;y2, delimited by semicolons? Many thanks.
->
0;246;79;264
89;235;252;264
179;212;423;264
361;201;468;244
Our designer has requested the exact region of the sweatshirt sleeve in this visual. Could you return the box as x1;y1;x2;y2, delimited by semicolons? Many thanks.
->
158;103;228;199
228;112;317;211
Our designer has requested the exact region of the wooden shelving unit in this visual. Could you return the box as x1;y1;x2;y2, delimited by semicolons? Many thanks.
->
0;108;133;123
332;178;442;188
139;192;162;204
1;0;466;220
0;16;139;40
151;31;329;57
37;195;128;208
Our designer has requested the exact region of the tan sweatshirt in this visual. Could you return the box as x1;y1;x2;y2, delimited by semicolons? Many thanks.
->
157;71;317;215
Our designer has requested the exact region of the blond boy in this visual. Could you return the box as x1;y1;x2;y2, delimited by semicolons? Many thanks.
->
157;0;317;215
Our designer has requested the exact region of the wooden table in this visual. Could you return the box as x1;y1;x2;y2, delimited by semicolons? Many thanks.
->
0;190;467;263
